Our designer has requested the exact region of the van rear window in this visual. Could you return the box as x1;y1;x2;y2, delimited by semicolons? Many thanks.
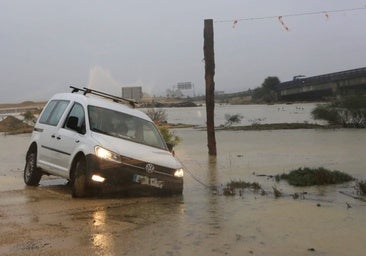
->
39;100;70;126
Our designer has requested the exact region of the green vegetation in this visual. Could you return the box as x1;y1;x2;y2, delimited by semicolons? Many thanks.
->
224;113;243;127
158;125;181;147
222;180;262;196
22;110;35;122
356;180;366;195
276;167;354;186
218;168;361;200
144;108;181;147
312;96;366;128
226;180;261;190
252;76;280;103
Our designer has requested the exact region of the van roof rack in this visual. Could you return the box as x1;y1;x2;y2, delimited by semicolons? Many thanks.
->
70;86;137;108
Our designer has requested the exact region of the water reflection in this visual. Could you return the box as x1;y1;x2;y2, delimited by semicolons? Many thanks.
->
91;210;114;256
206;156;221;231
85;197;186;255
207;155;218;187
93;210;106;227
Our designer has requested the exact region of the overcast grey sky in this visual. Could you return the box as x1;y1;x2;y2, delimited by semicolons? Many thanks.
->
1;0;366;103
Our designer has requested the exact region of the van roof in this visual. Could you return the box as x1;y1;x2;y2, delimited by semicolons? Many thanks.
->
50;92;151;121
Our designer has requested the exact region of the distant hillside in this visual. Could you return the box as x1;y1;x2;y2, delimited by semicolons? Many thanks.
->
0;101;46;109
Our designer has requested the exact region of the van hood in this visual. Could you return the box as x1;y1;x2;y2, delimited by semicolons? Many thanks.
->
91;132;182;170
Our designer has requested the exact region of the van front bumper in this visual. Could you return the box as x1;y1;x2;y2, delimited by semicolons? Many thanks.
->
84;154;183;194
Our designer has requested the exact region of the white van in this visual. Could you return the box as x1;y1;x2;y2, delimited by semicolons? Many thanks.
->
24;87;184;197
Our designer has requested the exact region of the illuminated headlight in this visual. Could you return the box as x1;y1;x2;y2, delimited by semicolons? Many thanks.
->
95;146;121;163
174;168;184;178
92;175;105;183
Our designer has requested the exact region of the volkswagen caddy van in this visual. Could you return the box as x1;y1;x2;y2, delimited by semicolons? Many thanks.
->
24;87;184;197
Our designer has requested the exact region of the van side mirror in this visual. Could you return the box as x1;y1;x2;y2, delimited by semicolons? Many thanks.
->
66;116;79;131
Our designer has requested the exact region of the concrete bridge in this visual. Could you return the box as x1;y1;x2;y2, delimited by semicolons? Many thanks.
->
277;67;366;101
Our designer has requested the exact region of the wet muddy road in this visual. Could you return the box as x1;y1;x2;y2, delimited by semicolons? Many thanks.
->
1;130;366;256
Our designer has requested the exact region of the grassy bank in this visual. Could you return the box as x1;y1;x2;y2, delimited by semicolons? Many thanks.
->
215;123;333;131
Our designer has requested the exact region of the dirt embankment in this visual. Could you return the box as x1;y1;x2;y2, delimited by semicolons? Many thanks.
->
0;116;33;134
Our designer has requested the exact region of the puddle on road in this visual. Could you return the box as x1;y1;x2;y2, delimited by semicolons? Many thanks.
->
0;176;25;192
0;193;37;206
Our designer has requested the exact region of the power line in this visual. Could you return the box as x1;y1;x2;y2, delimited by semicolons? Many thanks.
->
214;6;366;23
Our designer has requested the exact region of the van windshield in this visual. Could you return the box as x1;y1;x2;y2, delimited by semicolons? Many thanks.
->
88;105;167;150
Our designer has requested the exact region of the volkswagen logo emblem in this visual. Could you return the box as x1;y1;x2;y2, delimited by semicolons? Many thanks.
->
145;163;155;174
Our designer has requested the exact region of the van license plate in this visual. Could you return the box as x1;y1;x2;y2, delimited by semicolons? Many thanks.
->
133;174;163;188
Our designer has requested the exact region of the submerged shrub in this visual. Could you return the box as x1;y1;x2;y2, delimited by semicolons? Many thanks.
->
226;180;261;190
224;114;243;127
22;110;35;122
311;96;366;128
311;104;339;125
276;167;354;186
222;180;262;196
356;180;366;195
272;186;282;198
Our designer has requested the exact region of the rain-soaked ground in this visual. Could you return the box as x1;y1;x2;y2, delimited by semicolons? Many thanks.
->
1;128;366;256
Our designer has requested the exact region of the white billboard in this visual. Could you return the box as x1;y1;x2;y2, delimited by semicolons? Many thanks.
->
177;82;193;90
122;87;142;101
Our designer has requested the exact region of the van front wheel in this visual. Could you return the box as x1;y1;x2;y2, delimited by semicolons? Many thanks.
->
72;158;88;198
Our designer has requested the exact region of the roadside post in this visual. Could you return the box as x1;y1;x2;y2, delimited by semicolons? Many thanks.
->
203;19;217;156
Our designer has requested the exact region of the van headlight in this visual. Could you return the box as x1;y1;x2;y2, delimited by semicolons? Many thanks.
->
174;168;184;178
95;146;121;163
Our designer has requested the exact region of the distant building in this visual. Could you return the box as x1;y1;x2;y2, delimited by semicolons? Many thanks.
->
122;87;143;102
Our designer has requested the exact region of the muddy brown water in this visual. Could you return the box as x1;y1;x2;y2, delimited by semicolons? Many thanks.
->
161;103;323;126
1;125;366;255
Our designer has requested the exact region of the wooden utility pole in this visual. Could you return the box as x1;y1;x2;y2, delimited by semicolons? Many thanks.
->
204;19;217;156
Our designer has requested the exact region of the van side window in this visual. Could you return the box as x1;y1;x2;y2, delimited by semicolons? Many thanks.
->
39;100;70;126
64;103;86;134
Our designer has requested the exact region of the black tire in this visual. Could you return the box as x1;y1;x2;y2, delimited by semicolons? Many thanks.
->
72;158;88;198
24;152;42;186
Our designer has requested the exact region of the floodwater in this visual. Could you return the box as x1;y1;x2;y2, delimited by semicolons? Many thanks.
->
1;104;366;256
161;103;324;126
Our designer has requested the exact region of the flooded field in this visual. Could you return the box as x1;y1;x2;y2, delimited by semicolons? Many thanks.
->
1;104;366;255
160;103;324;126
